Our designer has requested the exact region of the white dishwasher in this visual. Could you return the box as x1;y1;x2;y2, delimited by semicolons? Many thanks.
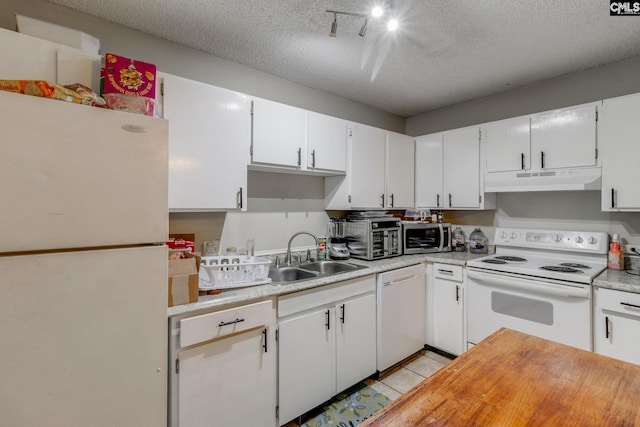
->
376;263;427;371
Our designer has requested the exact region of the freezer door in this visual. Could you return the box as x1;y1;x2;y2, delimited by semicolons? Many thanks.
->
0;246;168;427
0;90;168;252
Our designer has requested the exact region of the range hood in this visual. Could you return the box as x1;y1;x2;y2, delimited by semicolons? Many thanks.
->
484;167;602;193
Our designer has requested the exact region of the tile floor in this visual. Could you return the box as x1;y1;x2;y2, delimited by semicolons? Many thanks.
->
367;349;453;400
285;349;453;426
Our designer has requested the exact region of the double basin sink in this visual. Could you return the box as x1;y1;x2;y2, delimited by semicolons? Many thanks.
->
268;260;369;284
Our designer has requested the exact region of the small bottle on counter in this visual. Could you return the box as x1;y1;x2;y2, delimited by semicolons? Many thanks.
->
608;234;623;270
469;228;488;254
452;227;466;252
317;237;327;260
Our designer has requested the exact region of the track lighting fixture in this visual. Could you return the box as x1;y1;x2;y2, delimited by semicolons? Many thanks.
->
325;5;399;39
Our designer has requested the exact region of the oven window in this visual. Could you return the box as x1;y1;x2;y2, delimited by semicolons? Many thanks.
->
491;292;554;326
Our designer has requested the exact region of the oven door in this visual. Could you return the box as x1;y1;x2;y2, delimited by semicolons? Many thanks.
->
466;269;592;351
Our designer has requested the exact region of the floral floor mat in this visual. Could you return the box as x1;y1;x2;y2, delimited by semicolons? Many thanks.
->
301;383;392;427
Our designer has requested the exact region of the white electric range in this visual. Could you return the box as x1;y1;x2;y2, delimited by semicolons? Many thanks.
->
466;227;609;351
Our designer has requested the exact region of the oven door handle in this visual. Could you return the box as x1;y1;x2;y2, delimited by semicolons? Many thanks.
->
467;270;590;298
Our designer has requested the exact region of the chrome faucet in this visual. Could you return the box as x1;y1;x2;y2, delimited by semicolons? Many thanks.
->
285;231;318;265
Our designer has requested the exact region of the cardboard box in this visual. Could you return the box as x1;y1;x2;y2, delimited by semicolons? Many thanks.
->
16;14;100;55
168;252;200;307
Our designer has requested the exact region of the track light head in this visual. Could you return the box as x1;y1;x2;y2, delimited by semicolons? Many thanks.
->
358;18;368;37
329;13;337;38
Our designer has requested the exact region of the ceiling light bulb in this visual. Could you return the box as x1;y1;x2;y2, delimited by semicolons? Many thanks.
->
371;6;384;17
387;18;399;31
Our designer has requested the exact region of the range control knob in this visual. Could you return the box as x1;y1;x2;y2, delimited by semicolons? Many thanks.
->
552;234;562;243
500;231;508;239
575;236;584;244
510;232;517;239
588;237;598;245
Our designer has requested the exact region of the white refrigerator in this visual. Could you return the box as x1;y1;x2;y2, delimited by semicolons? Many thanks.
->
0;90;169;426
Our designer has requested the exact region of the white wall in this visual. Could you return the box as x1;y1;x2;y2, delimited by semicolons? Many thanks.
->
220;171;329;254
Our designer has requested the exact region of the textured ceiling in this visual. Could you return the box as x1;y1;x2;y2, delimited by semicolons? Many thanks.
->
48;0;640;117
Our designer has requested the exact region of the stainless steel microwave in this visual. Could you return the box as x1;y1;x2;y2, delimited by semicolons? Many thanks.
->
344;217;402;260
402;222;452;254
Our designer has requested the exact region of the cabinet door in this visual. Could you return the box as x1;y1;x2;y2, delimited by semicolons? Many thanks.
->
600;93;640;210
595;311;640;365
278;308;336;424
350;124;387;208
431;277;464;356
483;116;531;173
307;112;347;172
530;104;597;170
387;132;415;209
443;127;481;209
161;73;249;211
177;326;276;427
415;134;444;209
336;294;377;392
251;97;307;168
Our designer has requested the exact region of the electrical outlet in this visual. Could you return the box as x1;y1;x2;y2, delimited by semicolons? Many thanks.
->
624;244;640;256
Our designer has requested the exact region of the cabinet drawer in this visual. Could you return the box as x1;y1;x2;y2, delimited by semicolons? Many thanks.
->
596;288;640;315
433;263;463;282
179;300;273;348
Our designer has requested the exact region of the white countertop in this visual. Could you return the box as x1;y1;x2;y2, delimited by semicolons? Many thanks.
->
593;268;640;294
167;252;481;317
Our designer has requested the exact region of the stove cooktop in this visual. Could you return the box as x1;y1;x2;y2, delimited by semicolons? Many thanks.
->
467;227;609;284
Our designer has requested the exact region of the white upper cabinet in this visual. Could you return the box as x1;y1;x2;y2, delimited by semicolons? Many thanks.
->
530;103;598;170
250;97;307;169
349;123;388;209
444;126;484;209
386;132;415;209
250;98;347;175
416;126;494;210
415;133;444;209
600;93;640;210
160;72;249;211
347;124;414;209
307;112;348;173
483;116;531;173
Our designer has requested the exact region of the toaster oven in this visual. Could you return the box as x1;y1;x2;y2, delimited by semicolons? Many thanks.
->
345;217;402;260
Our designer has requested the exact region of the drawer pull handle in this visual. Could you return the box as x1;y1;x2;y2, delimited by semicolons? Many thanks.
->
438;269;454;274
620;302;640;309
218;318;245;327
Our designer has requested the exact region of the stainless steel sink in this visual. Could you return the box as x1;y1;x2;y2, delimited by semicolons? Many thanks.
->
298;261;361;275
268;267;319;283
269;260;368;284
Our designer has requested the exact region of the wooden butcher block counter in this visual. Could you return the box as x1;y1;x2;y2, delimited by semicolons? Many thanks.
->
362;328;640;426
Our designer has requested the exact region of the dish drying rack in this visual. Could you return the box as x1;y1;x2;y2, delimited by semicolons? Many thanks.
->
198;255;272;290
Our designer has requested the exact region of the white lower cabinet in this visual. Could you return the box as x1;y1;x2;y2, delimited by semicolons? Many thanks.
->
593;287;640;365
427;263;465;356
277;275;377;424
169;299;277;427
